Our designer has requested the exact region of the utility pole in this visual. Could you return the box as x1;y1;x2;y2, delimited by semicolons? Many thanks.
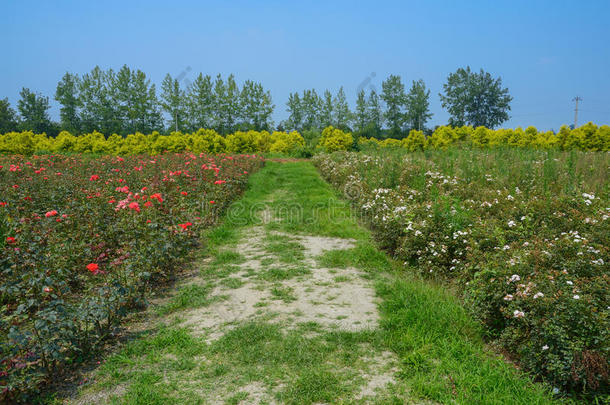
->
572;96;582;128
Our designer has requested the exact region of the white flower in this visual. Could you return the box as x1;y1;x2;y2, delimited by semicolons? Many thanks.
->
507;194;514;201
542;345;549;351
573;295;580;300
509;274;521;283
513;310;525;318
533;292;544;299
507;220;516;228
503;294;514;301
566;280;573;285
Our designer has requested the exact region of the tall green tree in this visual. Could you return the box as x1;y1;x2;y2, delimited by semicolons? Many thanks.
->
332;86;351;130
78;66;119;134
212;74;227;133
160;73;187;132
17;88;53;134
285;92;303;131
187;73;214;131
301;89;321;130
439;66;512;128
381;75;407;137
55;72;81;133
367;89;383;135
128;68;162;133
240;80;274;131
223;74;241;133
0;98;18;133
405;79;432;131
354;90;368;133
320;90;333;129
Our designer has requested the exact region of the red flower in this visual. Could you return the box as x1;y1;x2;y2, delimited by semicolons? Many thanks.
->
6;237;16;244
89;174;100;181
86;263;101;274
128;202;140;212
181;191;188;196
210;200;215;204
144;201;153;208
45;210;58;217
178;222;193;230
214;180;226;185
150;193;163;203
0;202;7;207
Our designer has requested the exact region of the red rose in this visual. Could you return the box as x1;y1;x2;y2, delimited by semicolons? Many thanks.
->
86;263;100;274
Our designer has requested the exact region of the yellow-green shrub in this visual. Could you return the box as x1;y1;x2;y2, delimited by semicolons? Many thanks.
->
426;126;457;149
401;130;426;151
317;126;353;152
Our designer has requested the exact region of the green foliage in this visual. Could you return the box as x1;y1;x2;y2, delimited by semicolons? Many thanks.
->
381;74;407;137
404;79;432;131
17;88;53;135
440;66;512;128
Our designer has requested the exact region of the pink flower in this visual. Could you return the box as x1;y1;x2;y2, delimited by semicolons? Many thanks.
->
129;202;140;212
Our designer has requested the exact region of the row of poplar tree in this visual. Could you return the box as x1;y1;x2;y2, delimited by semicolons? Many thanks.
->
0;66;274;136
0;66;512;138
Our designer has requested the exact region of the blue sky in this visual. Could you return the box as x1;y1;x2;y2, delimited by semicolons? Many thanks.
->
3;0;609;130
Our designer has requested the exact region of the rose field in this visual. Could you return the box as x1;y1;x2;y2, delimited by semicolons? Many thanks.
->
0;152;264;401
314;147;609;396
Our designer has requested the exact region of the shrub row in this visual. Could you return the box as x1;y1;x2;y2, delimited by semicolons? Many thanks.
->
0;153;264;401
2;123;608;157
359;123;610;152
0;129;305;156
313;148;609;398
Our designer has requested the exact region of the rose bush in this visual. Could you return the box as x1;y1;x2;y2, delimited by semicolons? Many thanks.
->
313;148;609;398
0;152;264;401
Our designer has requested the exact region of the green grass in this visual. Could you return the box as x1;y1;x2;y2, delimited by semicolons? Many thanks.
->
157;283;219;315
71;161;557;404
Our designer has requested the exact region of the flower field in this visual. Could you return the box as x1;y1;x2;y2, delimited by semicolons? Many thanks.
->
0;152;264;401
314;148;609;396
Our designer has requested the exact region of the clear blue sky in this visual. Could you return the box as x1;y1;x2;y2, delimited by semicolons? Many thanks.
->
3;0;610;130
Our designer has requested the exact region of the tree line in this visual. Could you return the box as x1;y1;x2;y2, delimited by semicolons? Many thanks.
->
0;66;512;138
